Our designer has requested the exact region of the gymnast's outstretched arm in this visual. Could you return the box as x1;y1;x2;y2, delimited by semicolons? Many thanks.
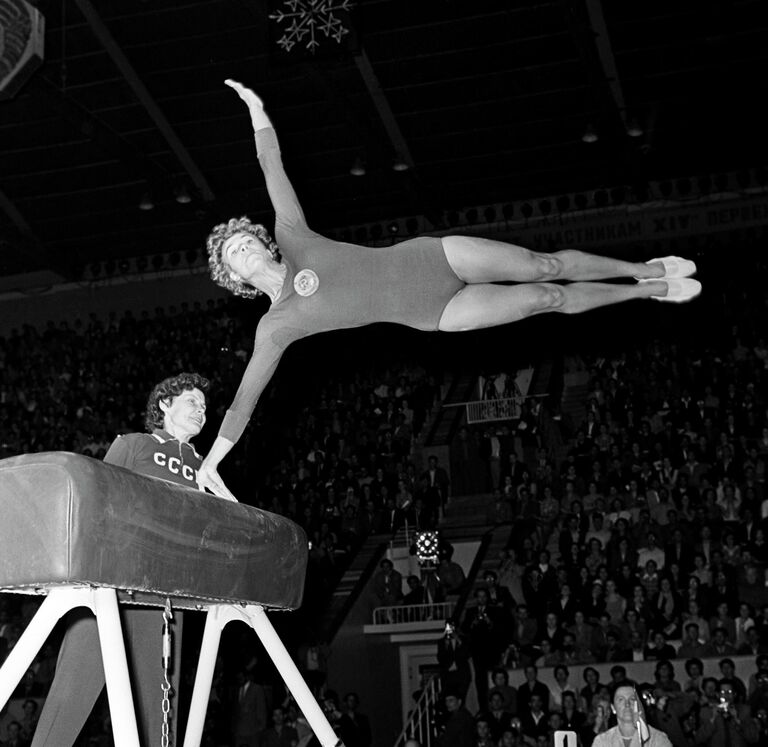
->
225;79;307;229
197;319;286;499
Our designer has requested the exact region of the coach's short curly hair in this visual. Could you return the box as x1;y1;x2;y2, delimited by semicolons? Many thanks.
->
144;372;210;432
206;216;280;299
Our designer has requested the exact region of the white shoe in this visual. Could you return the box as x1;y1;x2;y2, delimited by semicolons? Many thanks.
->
639;277;702;303
644;256;697;278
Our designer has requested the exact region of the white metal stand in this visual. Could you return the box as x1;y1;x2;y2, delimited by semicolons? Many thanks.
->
0;586;140;747
0;588;341;747
184;604;341;747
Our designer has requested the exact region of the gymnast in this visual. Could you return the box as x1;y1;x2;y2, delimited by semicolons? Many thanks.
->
196;79;701;500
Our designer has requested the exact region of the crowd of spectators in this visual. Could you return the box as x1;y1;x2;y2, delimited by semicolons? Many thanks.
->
434;256;768;746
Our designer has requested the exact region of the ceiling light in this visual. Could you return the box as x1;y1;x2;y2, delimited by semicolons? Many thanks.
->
582;124;598;144
174;184;192;204
392;155;410;172
139;191;154;211
626;119;643;138
350;157;366;177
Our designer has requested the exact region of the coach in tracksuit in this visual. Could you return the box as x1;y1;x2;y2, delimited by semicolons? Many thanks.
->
33;372;234;747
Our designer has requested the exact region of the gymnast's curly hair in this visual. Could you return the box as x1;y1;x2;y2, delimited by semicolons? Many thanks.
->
206;216;280;299
144;372;210;432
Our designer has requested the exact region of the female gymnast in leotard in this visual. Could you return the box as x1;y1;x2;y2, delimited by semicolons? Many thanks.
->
196;80;700;500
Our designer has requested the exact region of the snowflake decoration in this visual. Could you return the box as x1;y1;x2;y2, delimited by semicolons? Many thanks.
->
269;0;355;53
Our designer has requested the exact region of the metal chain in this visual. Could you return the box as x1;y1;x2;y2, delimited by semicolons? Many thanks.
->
161;598;173;747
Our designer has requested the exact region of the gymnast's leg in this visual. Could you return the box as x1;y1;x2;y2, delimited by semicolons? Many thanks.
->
31;610;105;747
438;280;669;331
442;235;679;283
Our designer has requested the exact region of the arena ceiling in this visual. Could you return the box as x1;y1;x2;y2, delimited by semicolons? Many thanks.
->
1;0;767;281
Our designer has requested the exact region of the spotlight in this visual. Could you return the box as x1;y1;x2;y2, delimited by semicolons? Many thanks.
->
350;157;366;177
415;531;439;563
174;184;192;204
626;118;643;138
582;124;598;144
388;222;399;234
392;155;410;172
138;191;154;211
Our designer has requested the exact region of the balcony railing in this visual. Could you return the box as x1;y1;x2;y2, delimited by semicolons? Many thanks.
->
393;675;442;747
372;601;455;625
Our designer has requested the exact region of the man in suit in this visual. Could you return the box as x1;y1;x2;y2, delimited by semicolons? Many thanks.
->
437;621;472;700
339;692;371;747
462;588;504;704
420;455;450;522
372;558;403;607
517;664;551;714
231;669;268;747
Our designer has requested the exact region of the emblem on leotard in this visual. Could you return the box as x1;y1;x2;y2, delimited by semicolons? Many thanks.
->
294;269;319;297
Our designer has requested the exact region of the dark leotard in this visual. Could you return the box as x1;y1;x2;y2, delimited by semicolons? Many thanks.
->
219;128;464;444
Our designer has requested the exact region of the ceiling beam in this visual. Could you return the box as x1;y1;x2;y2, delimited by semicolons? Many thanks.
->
73;0;216;202
353;49;414;170
583;0;631;131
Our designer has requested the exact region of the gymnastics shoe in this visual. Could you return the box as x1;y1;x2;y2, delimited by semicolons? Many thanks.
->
640;277;702;303
644;255;697;278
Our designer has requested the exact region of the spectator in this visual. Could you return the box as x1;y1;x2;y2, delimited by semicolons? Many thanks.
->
695;682;759;747
260;707;299;747
338;693;371;747
231;669;268;747
436;691;474;747
591;685;672;747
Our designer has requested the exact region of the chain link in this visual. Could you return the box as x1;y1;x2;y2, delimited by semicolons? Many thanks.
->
161;598;173;747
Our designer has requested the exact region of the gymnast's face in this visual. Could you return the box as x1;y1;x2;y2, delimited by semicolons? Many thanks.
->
222;231;270;282
160;387;206;443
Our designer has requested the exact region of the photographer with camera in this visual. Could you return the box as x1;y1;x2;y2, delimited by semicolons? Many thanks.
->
438;619;472;701
694;682;760;746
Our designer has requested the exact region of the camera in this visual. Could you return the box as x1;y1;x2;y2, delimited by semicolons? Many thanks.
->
717;697;730;716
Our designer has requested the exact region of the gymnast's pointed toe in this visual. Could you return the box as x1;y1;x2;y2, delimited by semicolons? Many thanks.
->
645;255;697;279
645;277;702;303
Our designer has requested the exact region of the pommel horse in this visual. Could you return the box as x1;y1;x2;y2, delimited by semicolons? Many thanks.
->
0;452;342;747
